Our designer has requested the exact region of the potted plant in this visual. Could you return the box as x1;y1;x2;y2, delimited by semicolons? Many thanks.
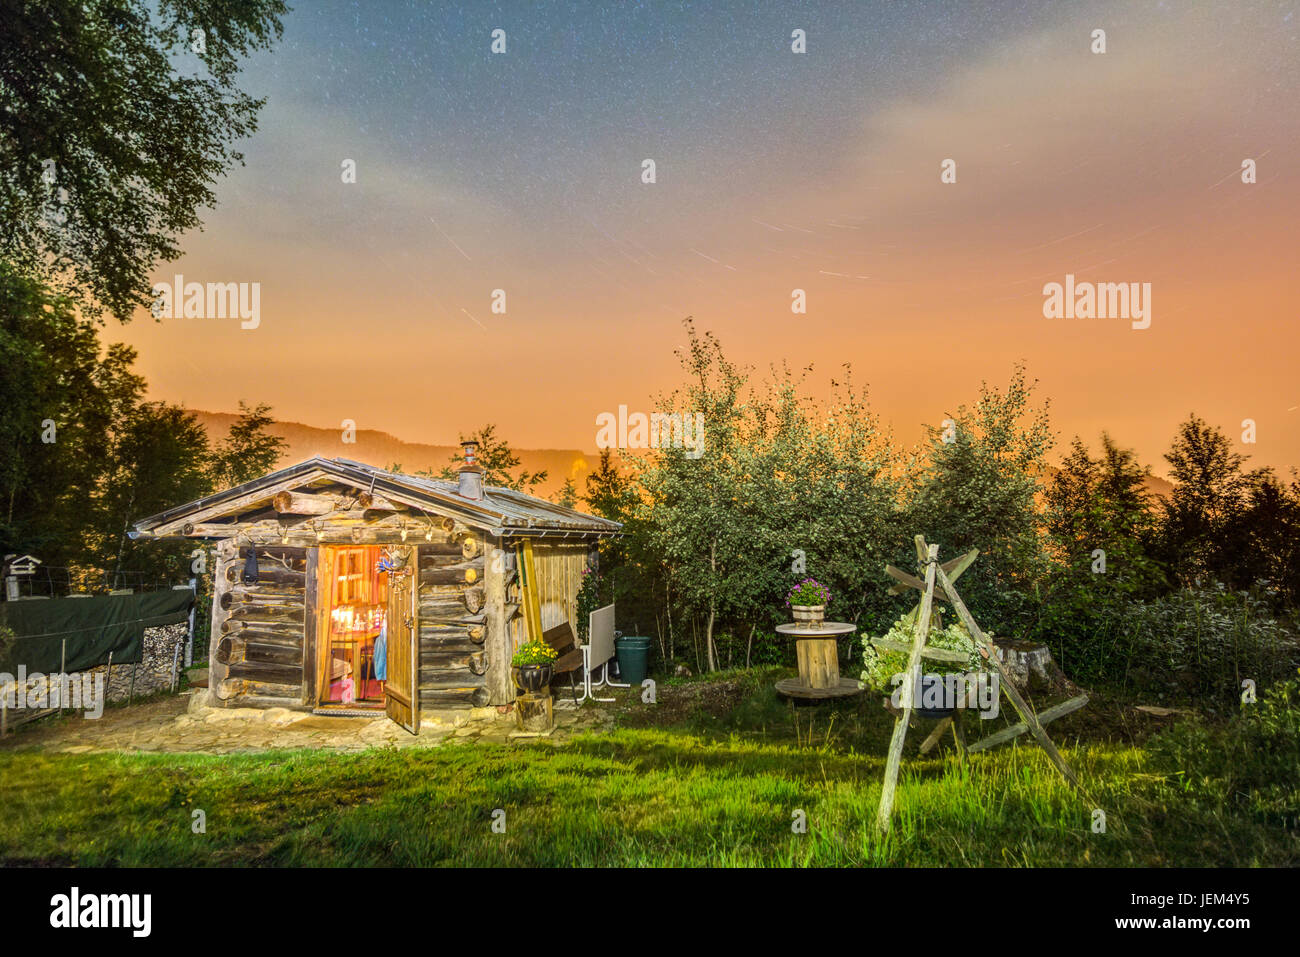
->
511;638;558;694
786;578;831;625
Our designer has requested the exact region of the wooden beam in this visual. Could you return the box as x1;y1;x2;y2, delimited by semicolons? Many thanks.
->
459;586;484;614
355;491;404;511
886;549;978;595
273;491;338;515
966;694;1090;753
518;540;544;644
419;562;483;587
878;537;939;833
885;565;948;599
208;545;236;700
944;548;980;583
224;562;305;587
188;521;440;546
181;521;240;537
303;546;320;707
158;472;324;534
919;715;954;755
870;637;968;663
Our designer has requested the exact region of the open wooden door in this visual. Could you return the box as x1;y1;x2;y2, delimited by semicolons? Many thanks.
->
384;545;419;733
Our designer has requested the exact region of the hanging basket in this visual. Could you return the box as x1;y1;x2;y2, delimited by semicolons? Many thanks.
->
914;673;957;719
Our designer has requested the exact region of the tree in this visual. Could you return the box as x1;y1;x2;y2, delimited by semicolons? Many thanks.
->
627;322;914;670
99;402;213;582
0;262;294;587
553;477;578;509
0;0;288;320
0;261;144;566
740;362;906;637
580;448;662;649
1034;433;1166;665
581;449;636;524
209;401;287;489
911;364;1055;635
638;321;752;671
432;424;548;493
1231;471;1300;604
1047;432;1156;559
1157;415;1258;584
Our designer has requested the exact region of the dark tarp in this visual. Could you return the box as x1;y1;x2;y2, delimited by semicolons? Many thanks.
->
0;589;194;673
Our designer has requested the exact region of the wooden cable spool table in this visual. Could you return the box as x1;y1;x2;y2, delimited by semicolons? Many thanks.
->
774;621;864;701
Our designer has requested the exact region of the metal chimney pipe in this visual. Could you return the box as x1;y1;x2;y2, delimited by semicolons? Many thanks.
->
457;440;483;500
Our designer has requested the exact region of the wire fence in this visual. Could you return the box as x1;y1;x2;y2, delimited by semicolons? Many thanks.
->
6;565;217;666
4;566;191;600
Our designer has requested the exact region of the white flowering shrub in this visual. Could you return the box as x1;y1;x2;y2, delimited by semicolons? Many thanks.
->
861;613;986;690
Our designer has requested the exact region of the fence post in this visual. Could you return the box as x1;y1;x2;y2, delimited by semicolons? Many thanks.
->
186;577;197;668
171;634;183;694
59;639;66;713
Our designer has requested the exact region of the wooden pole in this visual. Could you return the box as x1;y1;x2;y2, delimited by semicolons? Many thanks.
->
877;538;940;833
186;577;197;668
952;707;967;758
171;633;183;693
966;694;1089;752
919;715;952;755
517;540;544;644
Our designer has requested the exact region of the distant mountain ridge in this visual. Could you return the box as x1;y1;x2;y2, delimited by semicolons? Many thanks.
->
191;410;1174;502
192;411;597;499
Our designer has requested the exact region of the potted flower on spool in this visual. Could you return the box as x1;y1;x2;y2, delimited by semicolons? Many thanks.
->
511;638;558;694
786;578;831;626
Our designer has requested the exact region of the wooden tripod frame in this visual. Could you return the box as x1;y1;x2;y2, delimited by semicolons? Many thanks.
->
875;535;1092;832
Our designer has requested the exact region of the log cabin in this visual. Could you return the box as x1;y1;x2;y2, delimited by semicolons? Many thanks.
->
130;450;620;732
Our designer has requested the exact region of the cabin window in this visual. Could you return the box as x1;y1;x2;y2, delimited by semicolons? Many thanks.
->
319;546;388;709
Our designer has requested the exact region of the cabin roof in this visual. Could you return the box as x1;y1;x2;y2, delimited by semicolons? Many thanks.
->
130;457;622;539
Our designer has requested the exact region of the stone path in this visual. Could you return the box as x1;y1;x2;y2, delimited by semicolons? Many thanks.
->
0;691;617;755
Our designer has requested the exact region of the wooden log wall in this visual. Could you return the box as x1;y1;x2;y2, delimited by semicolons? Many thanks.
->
483;540;514;705
207;539;237;701
194;497;603;714
417;533;492;709
213;545;307;706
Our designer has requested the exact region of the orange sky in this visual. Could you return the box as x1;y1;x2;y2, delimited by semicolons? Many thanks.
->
115;2;1300;478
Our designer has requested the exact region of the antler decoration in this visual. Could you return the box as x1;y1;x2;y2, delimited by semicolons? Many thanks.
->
377;546;412;577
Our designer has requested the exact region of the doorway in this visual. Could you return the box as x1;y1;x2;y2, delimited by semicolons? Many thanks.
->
316;545;388;710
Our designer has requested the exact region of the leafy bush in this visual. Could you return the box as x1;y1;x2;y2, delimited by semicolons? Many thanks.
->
746;632;794;667
574;566;611;642
0;625;16;672
1046;584;1300;708
1150;671;1300;823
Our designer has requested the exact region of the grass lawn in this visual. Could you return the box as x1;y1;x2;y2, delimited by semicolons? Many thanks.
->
1;668;1296;866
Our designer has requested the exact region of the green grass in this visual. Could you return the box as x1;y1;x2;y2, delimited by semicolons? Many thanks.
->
1;668;1296;866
